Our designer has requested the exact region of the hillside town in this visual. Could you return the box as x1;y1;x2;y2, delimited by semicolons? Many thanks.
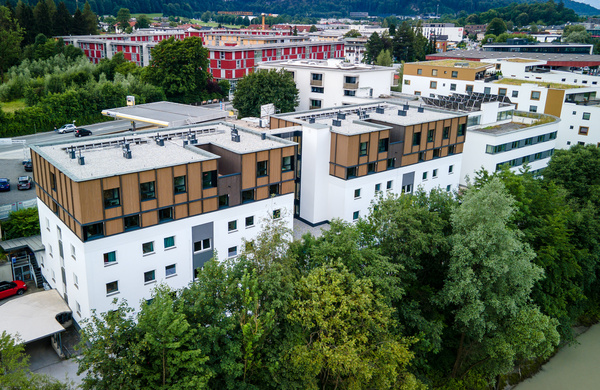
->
2;1;600;389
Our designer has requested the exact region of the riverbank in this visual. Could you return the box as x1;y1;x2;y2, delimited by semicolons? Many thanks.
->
516;324;600;389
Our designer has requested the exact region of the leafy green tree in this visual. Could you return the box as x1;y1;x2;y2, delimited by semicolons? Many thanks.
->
116;7;130;31
144;36;210;103
1;207;40;240
200;11;211;23
135;14;151;29
232;69;298;118
441;178;559;380
486;17;507;35
376;49;393;66
309;24;317;32
343;29;361;38
286;262;420;389
0;5;23;81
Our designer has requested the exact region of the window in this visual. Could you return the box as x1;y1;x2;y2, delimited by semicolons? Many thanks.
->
498;88;507;96
433;148;441;158
466;85;473;93
174;175;186;194
228;220;237;232
531;91;541;100
144;270;156;284
45;217;50;231
529;105;538;113
433;169;438;178
140;181;156;200
194;238;211;252
257;160;268;177
432;69;438;76
242;189;254;203
311;73;323;81
418;152;425;162
430;81;437;89
427;129;434;142
142;241;154;254
386;180;393;190
310;99;322;109
484;87;491;94
83;223;103;241
344;90;356;96
282;156;294;171
219;194;229;208
202;171;217;189
451;70;458;78
71;244;76;259
404;79;411;85
76;301;81;315
359;142;368;156
103;251;116;266
414;91;421;96
269;184;279;196
158;207;173;223
246;216;254;227
449;165;454;174
387;158;395;169
417;68;422;75
375;183;381;193
164;236;175;249
583;112;591;120
311;86;324;93
402;184;412;194
347;166;357;178
103;188;120;208
50;172;56;190
166;264;176;277
353;211;360;221
579;126;589;135
354;188;361;198
446;185;452;192
457;124;466;137
106;281;118;295
273;209;281;219
443;127;450;139
124;215;140;231
367;162;376;174
512;90;519;98
412;132;421;146
422;171;428;180
228;246;238;258
450;83;457;91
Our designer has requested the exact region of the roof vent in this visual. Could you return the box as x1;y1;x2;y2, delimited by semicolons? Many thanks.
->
418;106;424;113
183;140;189;146
403;104;409;111
332;119;342;127
261;133;267;140
69;146;76;159
232;133;241;142
122;143;132;159
308;117;316;124
376;107;384;114
78;152;85;165
398;110;407;116
156;138;164;146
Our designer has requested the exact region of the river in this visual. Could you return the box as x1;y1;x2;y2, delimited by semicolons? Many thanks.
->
516;324;600;389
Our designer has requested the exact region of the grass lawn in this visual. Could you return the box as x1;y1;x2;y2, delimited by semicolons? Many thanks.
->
131;13;163;18
0;99;26;113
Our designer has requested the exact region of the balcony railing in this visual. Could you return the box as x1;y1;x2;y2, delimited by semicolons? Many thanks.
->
310;79;323;86
343;82;358;89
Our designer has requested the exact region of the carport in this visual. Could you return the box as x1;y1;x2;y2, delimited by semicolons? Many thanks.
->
101;101;228;128
0;289;72;357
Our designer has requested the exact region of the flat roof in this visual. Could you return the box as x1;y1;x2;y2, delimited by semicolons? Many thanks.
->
101;101;228;127
0;290;71;344
0;235;44;253
31;123;296;182
260;59;394;72
470;113;558;135
426;50;600;65
494;78;582;89
274;101;463;135
409;59;493;69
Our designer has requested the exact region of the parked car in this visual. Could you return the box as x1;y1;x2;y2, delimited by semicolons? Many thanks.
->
57;123;77;133
24;160;33;172
75;128;92;137
0;280;27;300
0;178;10;191
17;176;33;190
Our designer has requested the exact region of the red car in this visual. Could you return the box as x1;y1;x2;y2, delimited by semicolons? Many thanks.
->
0;281;27;300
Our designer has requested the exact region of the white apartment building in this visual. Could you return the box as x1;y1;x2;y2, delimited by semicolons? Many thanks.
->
343;37;368;63
402;58;600;148
419;23;465;42
269;101;467;225
31;124;296;322
258;59;398;111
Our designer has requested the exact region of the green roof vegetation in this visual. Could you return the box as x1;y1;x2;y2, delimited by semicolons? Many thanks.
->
495;78;581;89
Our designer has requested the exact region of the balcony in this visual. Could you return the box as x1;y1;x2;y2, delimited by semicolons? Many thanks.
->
343;82;358;89
310;79;323;87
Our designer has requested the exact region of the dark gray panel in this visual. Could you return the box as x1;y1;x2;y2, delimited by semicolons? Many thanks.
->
192;222;213;272
402;172;415;187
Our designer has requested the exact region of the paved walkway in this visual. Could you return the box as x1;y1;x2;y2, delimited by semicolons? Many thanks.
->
26;336;84;387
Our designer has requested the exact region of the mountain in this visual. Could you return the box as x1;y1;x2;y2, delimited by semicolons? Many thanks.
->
562;0;600;15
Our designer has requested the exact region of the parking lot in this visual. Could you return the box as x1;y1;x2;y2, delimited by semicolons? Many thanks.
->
0;157;36;207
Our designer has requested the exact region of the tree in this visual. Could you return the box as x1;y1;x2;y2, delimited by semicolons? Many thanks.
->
116;7;130;31
144;36;210;103
343;29;361;38
71;8;86;35
441;178;559;380
33;0;51;36
486;17;507;35
14;0;34;44
365;31;383;64
393;22;415;63
1;207;40;240
52;1;71;36
200;11;211;23
135;14;150;29
81;1;97;35
232;69;298;118
309;24;317;32
376;49;393;66
286;262;420;389
0;5;23;82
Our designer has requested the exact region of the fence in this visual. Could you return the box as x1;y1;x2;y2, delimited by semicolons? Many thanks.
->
0;198;37;220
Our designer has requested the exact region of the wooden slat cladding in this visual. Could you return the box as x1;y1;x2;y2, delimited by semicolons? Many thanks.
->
270;117;298;130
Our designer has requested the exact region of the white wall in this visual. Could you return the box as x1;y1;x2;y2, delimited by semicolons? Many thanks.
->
556;102;600;148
